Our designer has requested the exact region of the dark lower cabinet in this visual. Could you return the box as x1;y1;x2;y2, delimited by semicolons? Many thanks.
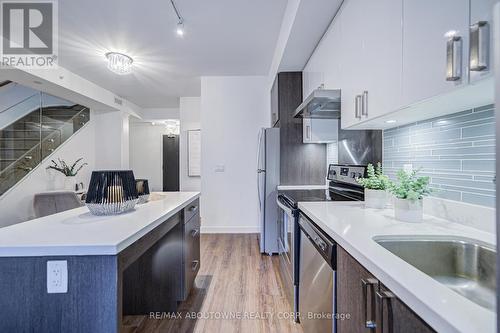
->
122;215;183;314
375;284;435;333
180;212;201;301
337;246;436;333
337;246;378;333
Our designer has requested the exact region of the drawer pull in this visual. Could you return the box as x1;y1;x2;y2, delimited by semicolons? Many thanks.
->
191;260;200;271
362;278;378;329
188;205;197;213
376;290;395;333
190;229;199;237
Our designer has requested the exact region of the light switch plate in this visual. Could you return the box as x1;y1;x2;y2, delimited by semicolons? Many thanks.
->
215;164;225;172
47;260;68;293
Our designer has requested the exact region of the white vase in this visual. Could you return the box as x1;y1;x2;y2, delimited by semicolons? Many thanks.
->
64;176;76;191
394;198;423;223
364;189;388;209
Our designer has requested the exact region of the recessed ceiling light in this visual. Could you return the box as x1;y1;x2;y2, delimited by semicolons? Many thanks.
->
105;52;133;75
385;120;397;124
176;21;185;37
170;0;185;37
444;30;458;38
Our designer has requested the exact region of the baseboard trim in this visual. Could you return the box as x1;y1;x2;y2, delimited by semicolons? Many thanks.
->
200;225;260;234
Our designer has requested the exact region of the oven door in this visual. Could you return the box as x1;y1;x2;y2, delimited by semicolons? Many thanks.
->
276;197;295;308
277;198;293;262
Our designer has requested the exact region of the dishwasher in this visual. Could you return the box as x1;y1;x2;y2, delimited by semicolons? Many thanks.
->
298;213;336;333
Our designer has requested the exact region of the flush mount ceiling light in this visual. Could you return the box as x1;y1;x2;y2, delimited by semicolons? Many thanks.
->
170;0;185;37
385;120;397;124
105;52;133;75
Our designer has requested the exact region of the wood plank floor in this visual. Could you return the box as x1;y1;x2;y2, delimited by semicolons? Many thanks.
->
123;234;303;333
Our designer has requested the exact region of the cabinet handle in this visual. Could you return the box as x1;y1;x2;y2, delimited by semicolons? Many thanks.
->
188;205;197;212
355;95;362;119
306;124;311;140
470;21;489;72
191;260;200;271
376;290;395;333
191;229;199;237
446;36;462;81
361;278;378;329
362;91;368;117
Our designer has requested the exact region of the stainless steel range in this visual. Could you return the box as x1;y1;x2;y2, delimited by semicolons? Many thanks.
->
276;164;367;325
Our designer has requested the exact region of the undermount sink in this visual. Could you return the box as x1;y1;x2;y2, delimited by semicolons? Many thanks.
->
373;235;496;311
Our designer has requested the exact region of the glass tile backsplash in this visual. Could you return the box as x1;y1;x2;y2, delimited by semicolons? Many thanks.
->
383;104;495;207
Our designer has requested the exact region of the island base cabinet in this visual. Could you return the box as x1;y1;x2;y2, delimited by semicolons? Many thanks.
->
0;256;119;333
122;219;183;315
181;212;201;301
337;246;436;333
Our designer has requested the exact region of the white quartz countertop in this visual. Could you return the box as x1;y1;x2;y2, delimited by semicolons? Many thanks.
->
0;192;200;257
298;201;496;333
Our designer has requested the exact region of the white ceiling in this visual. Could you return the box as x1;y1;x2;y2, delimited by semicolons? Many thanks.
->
58;0;287;108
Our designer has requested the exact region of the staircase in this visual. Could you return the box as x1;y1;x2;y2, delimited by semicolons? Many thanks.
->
0;89;90;197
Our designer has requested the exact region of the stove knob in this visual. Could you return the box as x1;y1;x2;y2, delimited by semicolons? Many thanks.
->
332;170;337;176
357;172;363;178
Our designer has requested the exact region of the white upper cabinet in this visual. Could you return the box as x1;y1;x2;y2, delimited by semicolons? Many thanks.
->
469;0;497;83
338;0;365;129
303;0;494;129
354;0;403;125
401;0;470;107
340;0;402;128
302;13;342;99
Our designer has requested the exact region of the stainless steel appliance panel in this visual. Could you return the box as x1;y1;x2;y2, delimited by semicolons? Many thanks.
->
277;197;296;313
257;128;280;254
299;214;336;333
338;124;382;166
299;229;335;333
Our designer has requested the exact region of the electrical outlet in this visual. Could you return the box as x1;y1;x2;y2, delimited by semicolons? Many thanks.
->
47;260;68;293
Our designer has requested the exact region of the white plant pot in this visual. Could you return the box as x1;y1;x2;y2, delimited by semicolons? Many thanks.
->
364;189;388;209
64;176;76;191
394;198;423;223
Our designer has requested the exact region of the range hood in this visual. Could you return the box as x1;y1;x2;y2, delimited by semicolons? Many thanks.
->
293;88;341;118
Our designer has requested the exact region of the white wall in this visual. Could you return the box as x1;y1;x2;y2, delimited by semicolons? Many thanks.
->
94;110;130;170
141;108;180;120
200;76;270;233
129;122;168;191
0;115;96;227
180;97;201;192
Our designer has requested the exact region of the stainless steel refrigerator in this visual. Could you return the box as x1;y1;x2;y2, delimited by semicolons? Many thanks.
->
257;128;280;254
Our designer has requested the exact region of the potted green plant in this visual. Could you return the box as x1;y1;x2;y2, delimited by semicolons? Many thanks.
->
389;169;431;223
46;158;87;191
356;162;391;209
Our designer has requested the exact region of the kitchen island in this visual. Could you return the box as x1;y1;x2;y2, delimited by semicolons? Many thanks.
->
0;192;200;333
